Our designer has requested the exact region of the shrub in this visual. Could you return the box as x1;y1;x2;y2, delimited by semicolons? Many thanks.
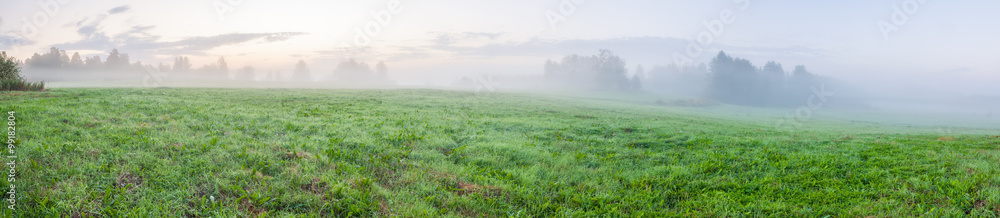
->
0;51;44;91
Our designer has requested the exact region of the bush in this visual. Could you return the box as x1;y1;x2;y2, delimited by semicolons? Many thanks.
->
0;79;45;91
0;51;44;91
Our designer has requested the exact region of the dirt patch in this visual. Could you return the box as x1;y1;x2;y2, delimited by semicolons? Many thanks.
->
457;208;485;218
454;181;503;198
974;199;988;210
238;198;267;217
938;136;955;141
282;151;314;159
115;172;143;192
378;197;391;216
301;178;328;195
621;127;636;133
167;142;184;150
86;149;100;158
82;122;99;128
69;211;101;218
426;169;504;198
455;181;482;196
575;115;596;119
254;171;271;180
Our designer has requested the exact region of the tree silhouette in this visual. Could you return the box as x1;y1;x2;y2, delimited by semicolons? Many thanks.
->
238;66;255;81
760;61;786;106
173;56;192;72
376;61;388;81
704;51;822;107
68;52;84;68
217;57;229;74
544;49;634;91
85;55;102;70
293;60;310;82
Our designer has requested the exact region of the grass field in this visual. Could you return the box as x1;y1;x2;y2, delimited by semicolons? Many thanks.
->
1;88;999;217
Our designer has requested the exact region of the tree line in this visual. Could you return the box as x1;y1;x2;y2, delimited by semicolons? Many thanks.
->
25;47;145;73
544;49;641;91
545;50;825;107
19;47;391;83
705;51;821;107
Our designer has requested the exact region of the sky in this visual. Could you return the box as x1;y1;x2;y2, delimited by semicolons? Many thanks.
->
1;0;998;95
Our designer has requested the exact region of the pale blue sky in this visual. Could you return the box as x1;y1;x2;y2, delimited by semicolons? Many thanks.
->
1;0;998;94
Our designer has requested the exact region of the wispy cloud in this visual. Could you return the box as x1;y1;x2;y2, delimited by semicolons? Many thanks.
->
0;35;32;50
431;32;505;46
107;5;131;14
47;5;308;58
162;32;308;52
55;28;307;56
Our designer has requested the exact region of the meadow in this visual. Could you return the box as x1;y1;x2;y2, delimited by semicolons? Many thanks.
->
1;88;998;217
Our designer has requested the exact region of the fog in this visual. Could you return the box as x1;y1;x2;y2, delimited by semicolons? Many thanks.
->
3;0;999;129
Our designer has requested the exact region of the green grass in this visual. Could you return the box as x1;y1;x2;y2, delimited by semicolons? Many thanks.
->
1;88;998;217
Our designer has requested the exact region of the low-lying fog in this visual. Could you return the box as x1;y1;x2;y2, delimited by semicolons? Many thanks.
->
3;1;998;130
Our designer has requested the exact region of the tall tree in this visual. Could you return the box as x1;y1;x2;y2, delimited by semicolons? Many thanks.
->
544;50;631;91
634;65;646;80
173;56;192;72
760;61;786;106
217;57;228;73
105;49;122;70
84;55;102;70
375;61;388;80
293;60;310;82
333;58;372;81
0;52;24;81
630;74;642;90
708;51;736;102
68;52;84;68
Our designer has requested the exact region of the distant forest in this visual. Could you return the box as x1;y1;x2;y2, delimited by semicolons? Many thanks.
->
546;50;830;108
18;47;390;83
19;46;836;107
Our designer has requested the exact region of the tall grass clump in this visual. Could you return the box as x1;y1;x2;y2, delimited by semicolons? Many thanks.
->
0;51;44;91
